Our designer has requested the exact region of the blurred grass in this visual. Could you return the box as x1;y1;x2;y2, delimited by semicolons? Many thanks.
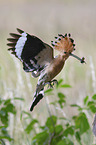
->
0;0;96;144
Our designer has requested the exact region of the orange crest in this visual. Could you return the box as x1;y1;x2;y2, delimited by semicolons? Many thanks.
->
51;33;75;53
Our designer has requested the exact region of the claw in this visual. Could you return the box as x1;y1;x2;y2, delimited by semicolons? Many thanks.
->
46;79;58;88
51;79;58;85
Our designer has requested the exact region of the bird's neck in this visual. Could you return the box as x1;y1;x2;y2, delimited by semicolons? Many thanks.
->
58;52;70;61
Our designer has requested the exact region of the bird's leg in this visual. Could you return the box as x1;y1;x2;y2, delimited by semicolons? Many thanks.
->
47;82;54;88
46;79;58;88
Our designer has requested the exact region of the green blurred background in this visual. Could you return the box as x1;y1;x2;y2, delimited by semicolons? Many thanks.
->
0;0;96;144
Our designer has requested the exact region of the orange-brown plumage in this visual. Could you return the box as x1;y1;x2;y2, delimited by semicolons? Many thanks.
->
52;34;75;53
7;28;85;111
45;55;65;82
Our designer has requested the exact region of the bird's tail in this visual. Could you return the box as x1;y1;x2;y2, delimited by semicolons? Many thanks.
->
30;88;44;111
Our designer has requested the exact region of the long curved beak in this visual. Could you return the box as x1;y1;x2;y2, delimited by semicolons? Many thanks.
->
69;53;86;64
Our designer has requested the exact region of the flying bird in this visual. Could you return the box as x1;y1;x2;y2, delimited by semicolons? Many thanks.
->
7;28;85;111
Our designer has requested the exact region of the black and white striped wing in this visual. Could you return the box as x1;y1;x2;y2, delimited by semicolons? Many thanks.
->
7;28;53;77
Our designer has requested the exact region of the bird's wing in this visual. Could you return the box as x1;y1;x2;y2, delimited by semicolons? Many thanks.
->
7;28;53;77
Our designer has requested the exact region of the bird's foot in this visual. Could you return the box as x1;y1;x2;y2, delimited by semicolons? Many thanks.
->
46;79;58;88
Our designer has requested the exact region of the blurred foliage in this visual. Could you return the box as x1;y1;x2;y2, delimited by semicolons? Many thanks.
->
27;80;92;145
0;79;95;144
0;97;16;144
0;0;96;144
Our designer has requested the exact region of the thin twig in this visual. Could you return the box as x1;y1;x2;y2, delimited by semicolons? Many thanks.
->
0;139;6;145
44;96;55;144
45;96;55;130
48;132;55;145
20;113;31;145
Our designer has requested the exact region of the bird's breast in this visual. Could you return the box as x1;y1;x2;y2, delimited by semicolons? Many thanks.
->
45;56;65;82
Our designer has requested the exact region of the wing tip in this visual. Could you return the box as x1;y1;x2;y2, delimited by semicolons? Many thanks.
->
16;28;24;34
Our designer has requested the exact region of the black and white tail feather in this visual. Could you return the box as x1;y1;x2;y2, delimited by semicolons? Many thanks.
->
30;88;44;111
7;28;53;111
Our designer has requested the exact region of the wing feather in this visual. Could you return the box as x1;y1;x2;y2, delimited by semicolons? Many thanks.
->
7;28;53;77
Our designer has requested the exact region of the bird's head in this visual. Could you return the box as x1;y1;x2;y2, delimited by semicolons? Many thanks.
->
51;33;85;63
51;33;75;54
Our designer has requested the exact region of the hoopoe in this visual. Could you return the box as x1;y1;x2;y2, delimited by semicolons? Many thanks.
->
7;28;85;111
